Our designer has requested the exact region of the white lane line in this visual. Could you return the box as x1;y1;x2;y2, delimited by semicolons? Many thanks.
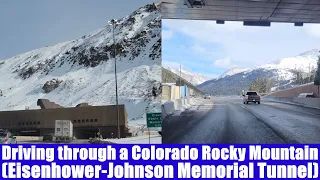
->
241;106;245;108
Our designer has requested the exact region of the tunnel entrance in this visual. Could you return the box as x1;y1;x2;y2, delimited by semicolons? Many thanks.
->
76;128;99;139
14;129;40;136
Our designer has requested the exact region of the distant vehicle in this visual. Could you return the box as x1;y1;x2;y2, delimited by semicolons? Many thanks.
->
0;129;17;144
243;91;260;104
55;120;73;142
204;94;211;99
43;133;55;141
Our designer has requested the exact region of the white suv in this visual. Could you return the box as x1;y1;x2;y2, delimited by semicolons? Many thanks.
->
0;130;17;144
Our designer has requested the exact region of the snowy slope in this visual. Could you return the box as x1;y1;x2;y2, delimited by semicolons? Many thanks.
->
260;49;319;72
165;67;209;85
0;4;161;126
198;49;320;95
217;67;249;79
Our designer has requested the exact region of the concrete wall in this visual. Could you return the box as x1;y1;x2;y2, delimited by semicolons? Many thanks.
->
268;84;319;98
0;105;128;138
293;98;320;109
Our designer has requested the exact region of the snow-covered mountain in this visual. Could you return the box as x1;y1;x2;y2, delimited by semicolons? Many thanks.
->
260;49;319;72
164;67;209;85
0;3;161;125
198;49;320;95
217;67;249;79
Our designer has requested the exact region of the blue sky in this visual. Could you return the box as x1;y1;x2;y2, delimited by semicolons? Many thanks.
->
162;19;320;78
0;0;154;60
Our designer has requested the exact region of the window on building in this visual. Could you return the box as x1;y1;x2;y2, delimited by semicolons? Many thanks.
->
78;120;80;123
86;119;89;122
37;121;40;125
94;119;97;122
90;119;93;122
33;122;36;125
29;122;32;125
26;122;29;125
22;122;25;125
18;122;21;126
73;120;76;123
82;119;84;123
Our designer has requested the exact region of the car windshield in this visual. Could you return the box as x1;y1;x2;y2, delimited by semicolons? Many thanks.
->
0;132;7;138
246;92;258;95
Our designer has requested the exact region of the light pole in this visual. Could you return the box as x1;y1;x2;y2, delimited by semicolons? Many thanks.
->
108;19;121;139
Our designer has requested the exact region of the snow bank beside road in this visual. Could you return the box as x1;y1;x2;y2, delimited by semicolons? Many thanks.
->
105;135;161;144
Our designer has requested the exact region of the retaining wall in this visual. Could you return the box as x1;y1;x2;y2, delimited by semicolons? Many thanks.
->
268;84;319;98
293;98;320;109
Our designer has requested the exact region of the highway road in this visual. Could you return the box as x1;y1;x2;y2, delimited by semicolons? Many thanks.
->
162;97;320;144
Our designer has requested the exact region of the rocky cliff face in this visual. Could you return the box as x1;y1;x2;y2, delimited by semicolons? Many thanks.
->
0;3;161;125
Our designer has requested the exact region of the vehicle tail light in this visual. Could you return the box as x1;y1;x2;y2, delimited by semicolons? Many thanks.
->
3;138;8;142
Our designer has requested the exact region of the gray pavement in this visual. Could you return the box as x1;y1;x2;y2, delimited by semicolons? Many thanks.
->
162;97;320;144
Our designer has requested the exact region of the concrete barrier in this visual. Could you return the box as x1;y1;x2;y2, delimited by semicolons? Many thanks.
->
186;98;190;104
189;98;194;104
293;98;320;109
181;99;186;106
162;101;175;119
15;136;42;142
162;98;196;119
263;97;294;103
174;99;182;110
264;96;320;109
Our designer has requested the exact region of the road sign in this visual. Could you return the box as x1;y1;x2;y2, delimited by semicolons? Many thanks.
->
146;113;162;128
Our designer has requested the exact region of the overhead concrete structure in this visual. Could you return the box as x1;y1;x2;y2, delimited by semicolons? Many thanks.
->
162;0;320;24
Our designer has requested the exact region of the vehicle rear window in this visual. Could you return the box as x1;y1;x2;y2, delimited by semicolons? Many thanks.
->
246;92;257;95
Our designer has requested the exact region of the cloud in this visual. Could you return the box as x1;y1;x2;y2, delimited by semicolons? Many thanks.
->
212;57;236;69
162;30;173;40
163;19;320;68
191;44;206;54
202;73;220;79
304;24;320;37
162;60;182;69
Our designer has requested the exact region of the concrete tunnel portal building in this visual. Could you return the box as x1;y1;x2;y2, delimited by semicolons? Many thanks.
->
0;99;128;139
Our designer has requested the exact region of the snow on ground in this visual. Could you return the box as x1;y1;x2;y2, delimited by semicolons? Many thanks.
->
217;67;249;79
260;49;319;72
105;135;161;144
0;4;161;126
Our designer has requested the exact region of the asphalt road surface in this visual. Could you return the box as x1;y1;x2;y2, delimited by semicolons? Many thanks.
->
162;97;320;144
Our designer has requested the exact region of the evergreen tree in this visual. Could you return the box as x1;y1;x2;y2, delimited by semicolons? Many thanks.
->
314;56;320;98
249;77;271;93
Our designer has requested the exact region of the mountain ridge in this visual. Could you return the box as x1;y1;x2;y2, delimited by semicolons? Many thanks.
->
0;3;161;125
164;66;209;85
198;49;320;95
